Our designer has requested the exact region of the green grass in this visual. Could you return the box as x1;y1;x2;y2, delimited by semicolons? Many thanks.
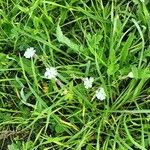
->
0;0;150;149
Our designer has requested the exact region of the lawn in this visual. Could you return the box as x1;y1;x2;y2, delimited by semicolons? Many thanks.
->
0;0;150;149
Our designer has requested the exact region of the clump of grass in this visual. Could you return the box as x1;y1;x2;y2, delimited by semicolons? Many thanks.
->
0;0;150;149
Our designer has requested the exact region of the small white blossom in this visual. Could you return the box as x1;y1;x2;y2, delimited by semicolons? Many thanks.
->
44;67;58;79
96;87;106;100
83;77;94;89
127;72;134;78
24;47;36;58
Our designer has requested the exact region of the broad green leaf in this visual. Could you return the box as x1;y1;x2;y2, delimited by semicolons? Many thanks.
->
56;23;81;52
131;66;139;79
107;63;119;76
120;33;135;63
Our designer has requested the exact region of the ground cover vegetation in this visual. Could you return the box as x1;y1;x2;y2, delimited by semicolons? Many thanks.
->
0;0;150;149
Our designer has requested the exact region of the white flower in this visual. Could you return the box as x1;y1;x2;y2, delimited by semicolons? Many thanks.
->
44;67;58;79
24;47;36;58
83;77;94;89
127;72;134;78
96;87;106;100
